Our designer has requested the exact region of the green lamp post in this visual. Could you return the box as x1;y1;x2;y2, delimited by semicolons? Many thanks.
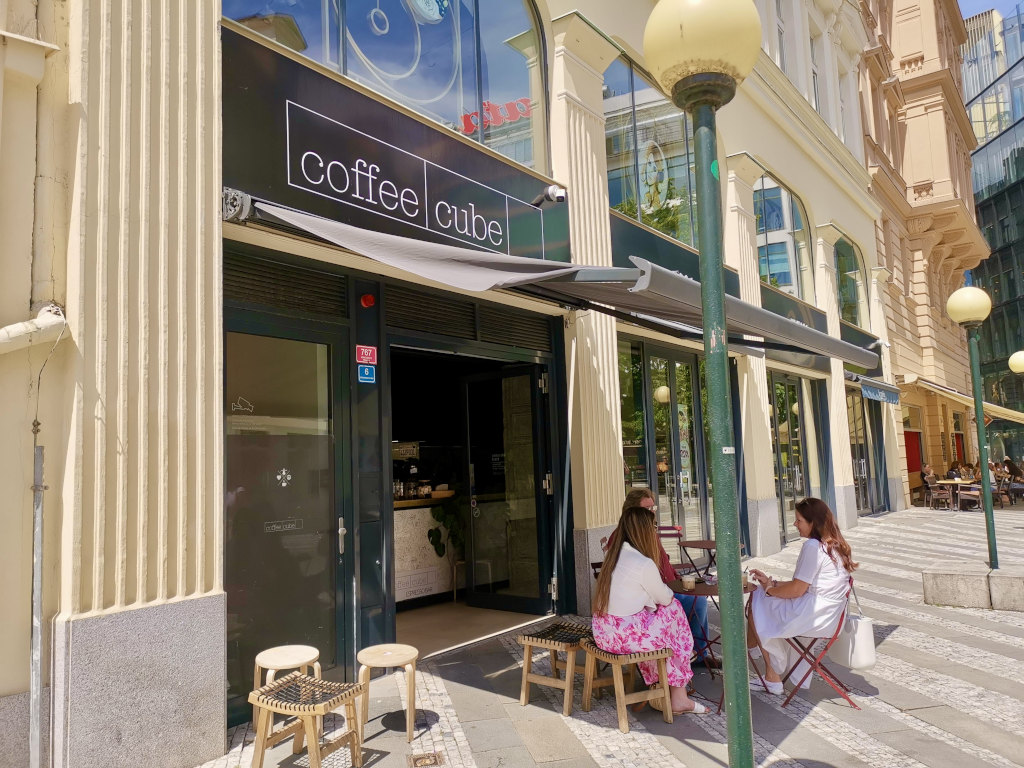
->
643;2;762;765
947;286;998;569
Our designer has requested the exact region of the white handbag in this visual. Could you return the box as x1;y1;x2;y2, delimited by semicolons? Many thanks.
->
827;585;876;670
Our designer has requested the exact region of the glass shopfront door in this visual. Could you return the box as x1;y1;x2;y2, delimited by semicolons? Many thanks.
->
847;387;886;515
648;352;710;542
769;373;809;543
464;364;553;613
224;320;350;725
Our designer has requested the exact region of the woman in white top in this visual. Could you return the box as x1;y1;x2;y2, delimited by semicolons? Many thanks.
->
592;506;707;714
747;497;856;695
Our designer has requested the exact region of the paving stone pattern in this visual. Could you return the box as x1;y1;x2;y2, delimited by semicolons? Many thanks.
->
196;506;1024;768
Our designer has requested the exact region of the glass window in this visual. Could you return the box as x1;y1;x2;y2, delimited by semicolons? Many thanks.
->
753;173;815;302
619;339;649;490
604;56;698;248
834;237;867;327
902;404;923;430
226;0;548;170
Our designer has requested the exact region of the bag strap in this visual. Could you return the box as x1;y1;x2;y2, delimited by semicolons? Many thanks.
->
847;578;865;617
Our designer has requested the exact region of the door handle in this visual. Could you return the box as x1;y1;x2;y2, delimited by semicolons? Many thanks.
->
338;523;347;555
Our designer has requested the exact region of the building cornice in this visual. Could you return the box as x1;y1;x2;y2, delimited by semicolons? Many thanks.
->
900;69;977;151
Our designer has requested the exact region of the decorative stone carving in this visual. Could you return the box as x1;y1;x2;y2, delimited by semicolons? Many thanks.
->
222;187;253;223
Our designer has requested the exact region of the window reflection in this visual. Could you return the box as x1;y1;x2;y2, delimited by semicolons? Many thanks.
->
753;174;814;301
225;0;546;170
604;56;698;248
834;236;867;327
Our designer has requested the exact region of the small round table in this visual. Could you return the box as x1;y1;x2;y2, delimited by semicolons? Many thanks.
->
357;643;419;742
252;644;321;724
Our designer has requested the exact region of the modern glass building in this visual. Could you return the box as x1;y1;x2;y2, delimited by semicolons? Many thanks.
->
963;5;1024;459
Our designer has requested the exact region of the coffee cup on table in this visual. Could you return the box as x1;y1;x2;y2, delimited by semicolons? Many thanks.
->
681;574;696;590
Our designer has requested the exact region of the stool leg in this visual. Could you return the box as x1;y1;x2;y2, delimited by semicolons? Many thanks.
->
405;660;416;742
656;658;672;724
581;652;596;712
250;707;271;768
346;698;363;768
549;649;560;680
358;665;371;730
252;664;262;727
611;664;629;734
293;714;305;755
303;716;322;768
519;643;533;706
562;649;576;717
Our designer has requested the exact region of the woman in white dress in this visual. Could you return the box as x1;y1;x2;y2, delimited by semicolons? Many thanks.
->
746;498;857;694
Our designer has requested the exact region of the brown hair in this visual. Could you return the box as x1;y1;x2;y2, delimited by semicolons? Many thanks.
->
795;497;858;573
593;505;661;615
623;487;655;512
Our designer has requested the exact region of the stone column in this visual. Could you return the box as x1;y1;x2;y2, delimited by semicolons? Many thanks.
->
816;225;858;527
549;14;622;615
49;4;225;766
726;153;782;554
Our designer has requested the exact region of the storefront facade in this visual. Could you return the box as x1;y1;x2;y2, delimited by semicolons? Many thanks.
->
0;1;912;766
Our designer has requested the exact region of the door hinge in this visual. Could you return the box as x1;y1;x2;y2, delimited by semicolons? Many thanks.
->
542;472;554;495
548;576;558;601
538;372;549;394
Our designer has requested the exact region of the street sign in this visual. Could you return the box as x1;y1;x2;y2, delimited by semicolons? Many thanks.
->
357;365;376;383
356;345;377;365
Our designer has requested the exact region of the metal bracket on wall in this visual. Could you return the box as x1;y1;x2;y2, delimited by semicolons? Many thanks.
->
222;187;254;223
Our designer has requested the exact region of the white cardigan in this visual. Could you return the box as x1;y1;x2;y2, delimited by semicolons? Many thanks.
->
605;543;674;617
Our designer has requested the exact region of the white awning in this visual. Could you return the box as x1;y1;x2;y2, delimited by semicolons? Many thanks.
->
902;374;1024;426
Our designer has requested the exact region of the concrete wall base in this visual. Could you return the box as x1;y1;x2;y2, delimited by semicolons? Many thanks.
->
836;484;858;530
51;592;226;768
888;477;903;512
0;687;49;768
989;566;1024;612
922;562;993;608
573;524;617;617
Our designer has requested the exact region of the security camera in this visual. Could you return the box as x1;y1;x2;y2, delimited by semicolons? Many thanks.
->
531;185;567;207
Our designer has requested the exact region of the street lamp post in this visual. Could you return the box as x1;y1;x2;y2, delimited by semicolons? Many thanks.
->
947;286;998;569
643;2;762;765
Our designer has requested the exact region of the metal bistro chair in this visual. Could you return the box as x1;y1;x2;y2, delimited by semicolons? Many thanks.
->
924;479;951;510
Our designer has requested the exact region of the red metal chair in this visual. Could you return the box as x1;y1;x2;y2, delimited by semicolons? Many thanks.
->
779;579;859;710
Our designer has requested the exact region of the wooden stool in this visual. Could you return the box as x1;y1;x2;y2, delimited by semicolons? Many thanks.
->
516;621;591;716
252;645;321;726
580;638;673;733
248;671;363;768
357;643;419;742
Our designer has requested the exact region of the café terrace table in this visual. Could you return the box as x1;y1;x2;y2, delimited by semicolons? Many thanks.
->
935;479;975;510
668;580;756;676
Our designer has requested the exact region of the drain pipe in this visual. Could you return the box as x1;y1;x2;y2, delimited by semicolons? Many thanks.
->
5;304;68;768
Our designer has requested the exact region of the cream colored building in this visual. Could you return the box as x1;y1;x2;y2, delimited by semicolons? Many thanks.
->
1;1;902;766
858;0;991;508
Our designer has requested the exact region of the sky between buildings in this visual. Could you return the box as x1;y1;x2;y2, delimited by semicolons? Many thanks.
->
959;0;1021;20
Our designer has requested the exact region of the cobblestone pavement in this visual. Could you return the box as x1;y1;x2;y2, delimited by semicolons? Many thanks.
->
197;505;1024;768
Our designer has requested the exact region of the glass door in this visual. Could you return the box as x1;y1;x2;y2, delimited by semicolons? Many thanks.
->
847;387;877;515
769;373;808;543
224;323;349;725
464;364;553;613
648;353;707;542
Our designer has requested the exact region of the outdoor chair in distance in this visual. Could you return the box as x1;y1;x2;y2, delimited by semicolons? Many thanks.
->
923;479;951;510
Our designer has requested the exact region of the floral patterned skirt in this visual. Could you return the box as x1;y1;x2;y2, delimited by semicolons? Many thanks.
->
592;599;694;687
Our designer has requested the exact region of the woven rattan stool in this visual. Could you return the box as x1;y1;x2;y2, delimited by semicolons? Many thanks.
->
248;671;364;768
516;621;592;716
252;645;321;726
580;637;673;733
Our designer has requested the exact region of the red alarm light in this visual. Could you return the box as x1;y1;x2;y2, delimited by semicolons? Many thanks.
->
360;293;376;308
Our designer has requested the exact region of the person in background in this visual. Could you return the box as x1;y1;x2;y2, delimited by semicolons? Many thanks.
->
747;498;856;695
592;505;707;714
945;460;962;480
614;488;716;669
920;463;936;485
